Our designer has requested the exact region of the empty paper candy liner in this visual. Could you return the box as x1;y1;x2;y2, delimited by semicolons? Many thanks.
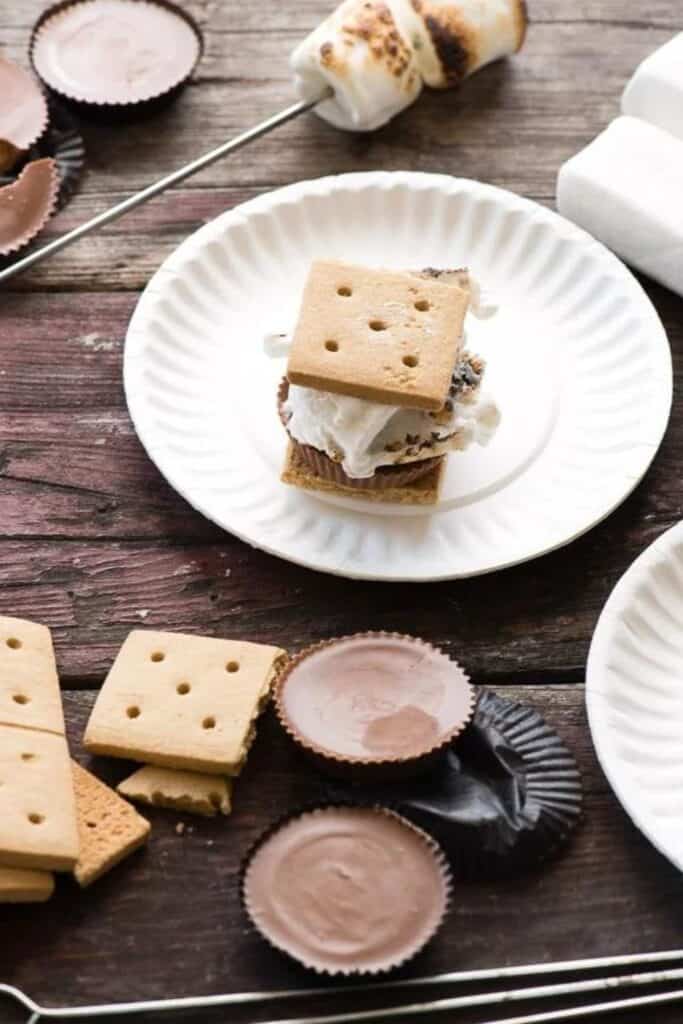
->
327;689;583;877
0;98;85;210
0;99;85;261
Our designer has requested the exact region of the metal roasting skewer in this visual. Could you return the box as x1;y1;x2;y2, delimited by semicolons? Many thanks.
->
0;89;332;286
3;949;683;1022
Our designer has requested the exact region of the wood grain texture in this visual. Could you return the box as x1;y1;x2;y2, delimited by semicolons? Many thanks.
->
1;0;683;1019
0;280;680;684
0;7;680;293
1;686;683;1024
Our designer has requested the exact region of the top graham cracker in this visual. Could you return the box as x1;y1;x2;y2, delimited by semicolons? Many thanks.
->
286;261;469;411
83;631;287;776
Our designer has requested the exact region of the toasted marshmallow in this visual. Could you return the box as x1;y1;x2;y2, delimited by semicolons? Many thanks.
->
291;0;423;131
401;0;528;88
284;368;498;478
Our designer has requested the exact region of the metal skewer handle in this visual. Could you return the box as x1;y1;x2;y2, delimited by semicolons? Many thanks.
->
3;948;683;1023
0;90;330;287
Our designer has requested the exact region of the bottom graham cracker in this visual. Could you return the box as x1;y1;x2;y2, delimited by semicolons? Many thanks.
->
281;444;444;506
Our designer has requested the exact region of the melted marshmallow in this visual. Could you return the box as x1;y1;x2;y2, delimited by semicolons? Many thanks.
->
284;382;499;479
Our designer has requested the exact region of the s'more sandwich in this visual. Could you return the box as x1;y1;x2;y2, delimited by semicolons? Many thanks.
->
279;260;499;504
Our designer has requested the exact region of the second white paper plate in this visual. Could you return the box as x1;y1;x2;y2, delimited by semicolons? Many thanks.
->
587;522;683;871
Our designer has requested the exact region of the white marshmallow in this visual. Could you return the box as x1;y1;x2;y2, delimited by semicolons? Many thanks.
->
290;0;423;132
557;116;683;298
622;33;683;142
400;0;527;88
284;381;498;478
291;0;527;131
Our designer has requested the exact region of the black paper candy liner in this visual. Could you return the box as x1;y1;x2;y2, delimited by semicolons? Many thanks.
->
0;97;85;210
324;688;583;880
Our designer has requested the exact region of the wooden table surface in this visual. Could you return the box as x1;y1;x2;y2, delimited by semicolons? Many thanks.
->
2;2;683;1022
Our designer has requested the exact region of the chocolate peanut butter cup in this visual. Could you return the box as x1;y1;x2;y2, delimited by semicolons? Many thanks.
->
242;804;451;975
30;0;203;120
277;378;442;492
0;56;49;173
274;633;475;780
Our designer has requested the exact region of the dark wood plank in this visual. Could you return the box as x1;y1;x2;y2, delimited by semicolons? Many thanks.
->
2;11;680;294
0;476;677;686
1;685;682;1024
1;276;681;684
2;1;683;1019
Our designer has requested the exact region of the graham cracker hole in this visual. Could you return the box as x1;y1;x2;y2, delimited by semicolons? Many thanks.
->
127;705;141;719
414;299;430;312
324;340;339;352
28;813;44;825
151;651;165;663
337;286;352;297
202;716;216;730
13;694;29;705
369;319;388;332
6;637;21;650
177;682;191;695
86;820;97;829
21;753;35;762
403;354;419;368
226;660;240;673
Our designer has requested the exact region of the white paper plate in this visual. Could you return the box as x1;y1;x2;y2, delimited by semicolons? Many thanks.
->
587;522;683;871
124;171;672;580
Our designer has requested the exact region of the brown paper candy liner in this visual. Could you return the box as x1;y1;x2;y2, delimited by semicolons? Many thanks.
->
241;802;452;976
273;632;475;782
326;688;584;879
29;0;204;122
0;157;60;258
278;378;442;491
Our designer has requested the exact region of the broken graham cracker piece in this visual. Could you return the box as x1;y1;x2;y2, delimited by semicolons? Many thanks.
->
0;725;79;872
118;766;232;818
282;442;445;506
287;261;469;411
0;615;64;735
0;866;54;903
84;631;287;776
72;761;150;888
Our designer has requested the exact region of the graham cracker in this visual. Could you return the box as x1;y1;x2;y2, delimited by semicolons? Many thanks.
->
72;761;150;888
83;631;287;776
0;615;64;736
282;443;444;505
0;725;79;872
118;765;232;818
0;866;54;903
286;261;468;411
